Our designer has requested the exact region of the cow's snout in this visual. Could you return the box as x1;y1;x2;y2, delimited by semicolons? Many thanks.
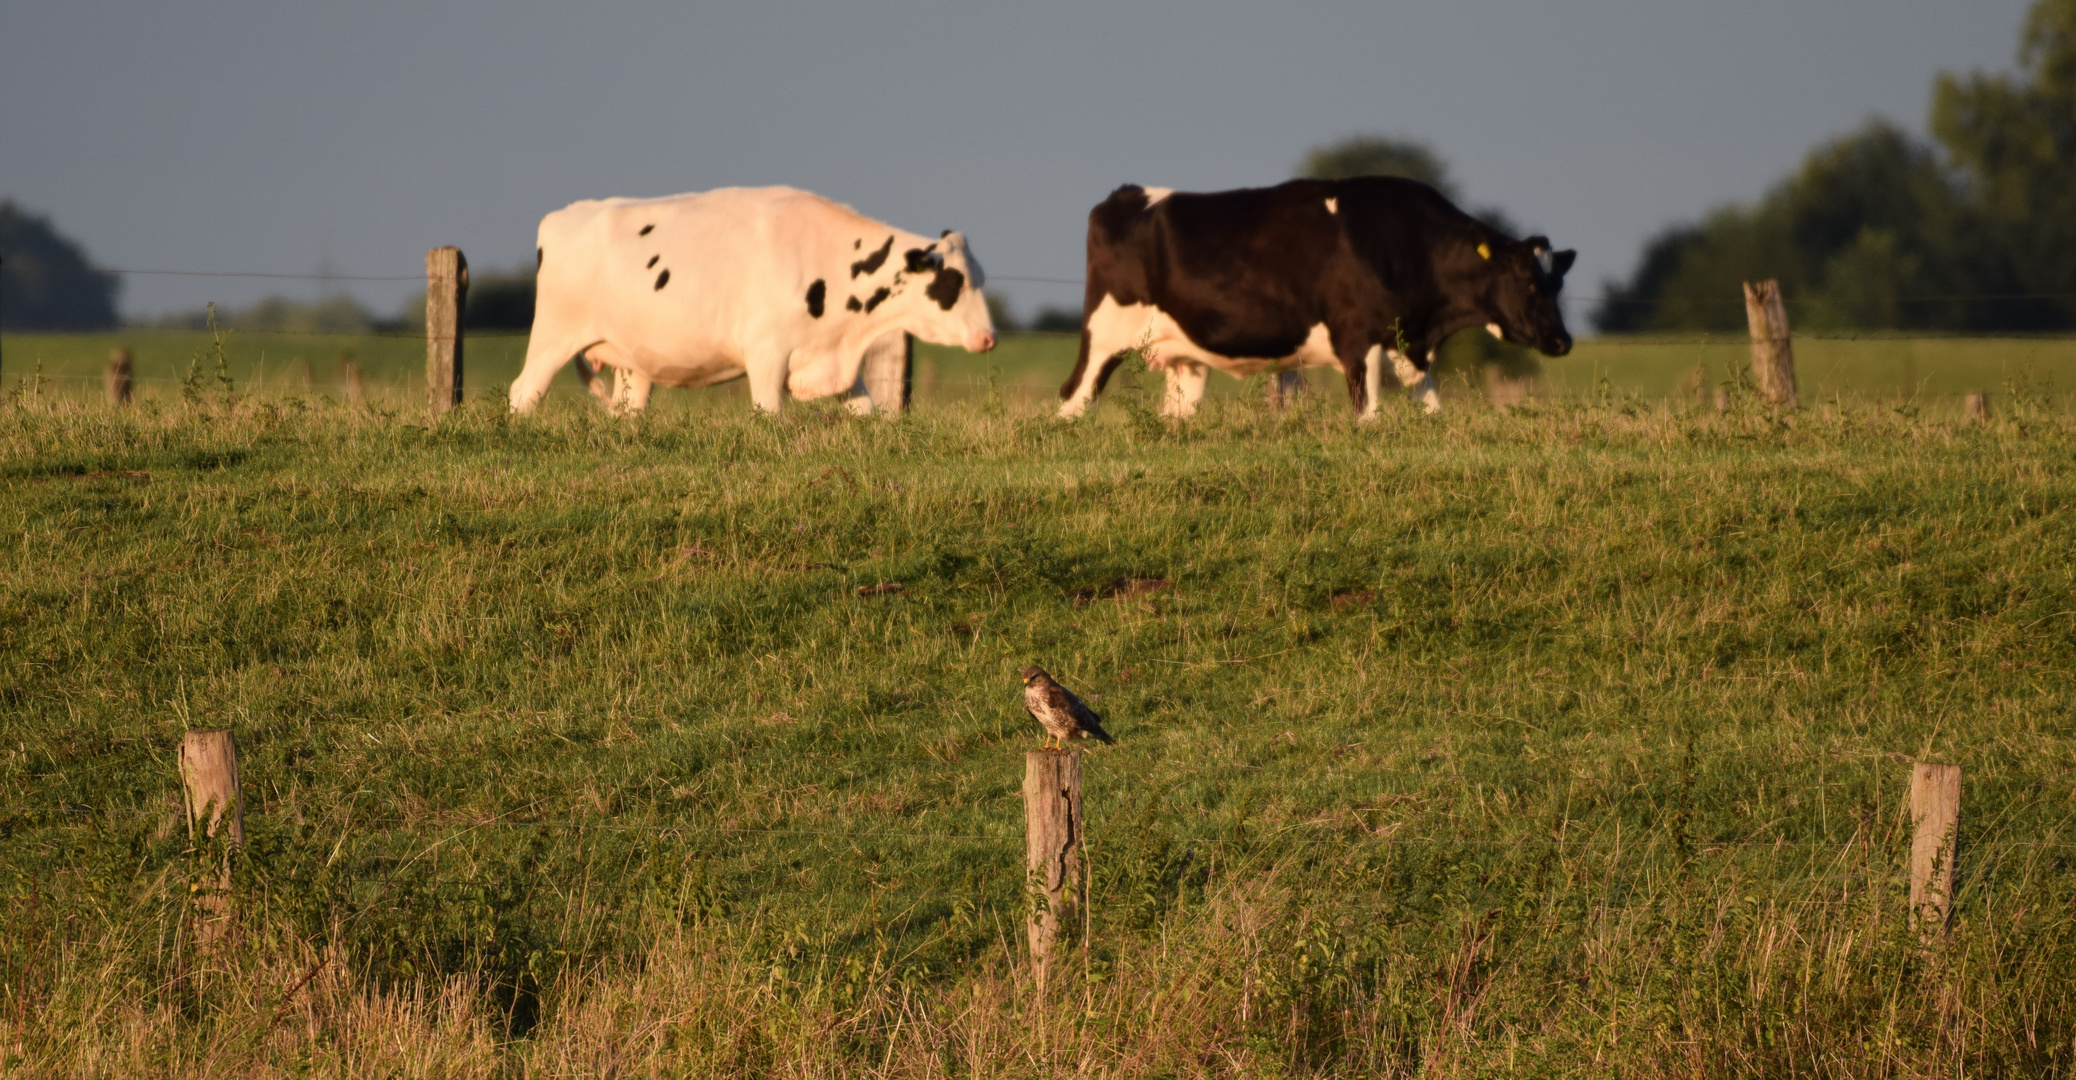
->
968;330;997;353
1548;332;1573;357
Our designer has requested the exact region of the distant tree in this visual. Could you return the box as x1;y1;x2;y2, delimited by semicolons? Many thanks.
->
393;265;536;330
1029;307;1082;333
149;294;376;333
985;292;1018;334
0;200;120;329
1932;0;2076;328
463;271;535;330
1596;123;1966;332
1298;136;1459;199
1599;0;2076;332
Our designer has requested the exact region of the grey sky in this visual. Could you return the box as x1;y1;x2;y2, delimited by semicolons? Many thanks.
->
1;0;2034;325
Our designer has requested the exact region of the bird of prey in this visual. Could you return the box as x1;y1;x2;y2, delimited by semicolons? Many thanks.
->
1021;666;1117;749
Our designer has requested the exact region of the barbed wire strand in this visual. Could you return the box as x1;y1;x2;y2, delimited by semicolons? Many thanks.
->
17;264;2076;308
100;268;422;282
3;325;2074;346
11;805;2075;851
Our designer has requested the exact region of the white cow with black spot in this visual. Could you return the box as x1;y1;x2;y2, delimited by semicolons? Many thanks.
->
510;187;996;415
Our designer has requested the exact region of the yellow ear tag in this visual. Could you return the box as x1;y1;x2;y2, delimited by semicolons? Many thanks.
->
1477;243;1491;260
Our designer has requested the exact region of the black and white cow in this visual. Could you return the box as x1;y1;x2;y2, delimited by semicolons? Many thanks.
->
510;187;996;415
1057;178;1575;419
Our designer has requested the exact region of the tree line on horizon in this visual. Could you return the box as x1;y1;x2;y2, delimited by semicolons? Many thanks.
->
3;0;2070;338
1595;0;2076;333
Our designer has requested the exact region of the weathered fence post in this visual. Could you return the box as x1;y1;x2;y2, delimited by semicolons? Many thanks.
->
1963;392;1989;422
1024;750;1083;994
298;358;315;390
341;353;367;408
1712;384;1732;414
1909;761;1961;933
1741;280;1798;408
425;246;467;417
1265;370;1306;411
180;730;244;945
860;330;913;413
180;729;244;847
105;348;133;406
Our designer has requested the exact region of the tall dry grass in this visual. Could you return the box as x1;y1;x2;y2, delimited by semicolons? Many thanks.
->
12;835;2071;1077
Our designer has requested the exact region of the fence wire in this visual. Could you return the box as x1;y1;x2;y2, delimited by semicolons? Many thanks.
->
5;262;2076;334
10;801;2074;852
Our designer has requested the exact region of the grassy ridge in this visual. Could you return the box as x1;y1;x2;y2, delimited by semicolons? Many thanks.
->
3;389;2075;1075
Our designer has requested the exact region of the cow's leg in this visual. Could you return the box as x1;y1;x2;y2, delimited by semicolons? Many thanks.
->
1060;342;1136;419
747;349;792;414
1162;360;1210;418
1059;325;1122;418
1059;299;1142;419
510;333;599;413
1344;343;1383;422
1388;349;1441;414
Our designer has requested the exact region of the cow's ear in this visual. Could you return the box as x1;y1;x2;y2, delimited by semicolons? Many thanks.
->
1552;249;1577;279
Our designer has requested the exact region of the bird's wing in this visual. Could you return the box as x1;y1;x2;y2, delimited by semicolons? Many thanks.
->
1059;686;1117;744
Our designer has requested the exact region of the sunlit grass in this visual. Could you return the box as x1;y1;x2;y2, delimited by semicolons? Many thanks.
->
2;390;2073;1076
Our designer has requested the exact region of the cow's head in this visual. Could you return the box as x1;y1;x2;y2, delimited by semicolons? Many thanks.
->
899;230;995;354
1481;235;1575;356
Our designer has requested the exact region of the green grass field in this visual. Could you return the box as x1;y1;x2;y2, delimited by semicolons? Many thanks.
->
5;327;2073;415
3;380;2075;1076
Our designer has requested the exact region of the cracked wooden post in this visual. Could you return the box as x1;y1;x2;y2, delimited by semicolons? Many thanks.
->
1742;280;1798;408
860;330;913;414
1963;392;1989;422
426;246;467;417
1265;370;1305;410
180;730;244;947
1909;761;1961;934
104;348;133;406
1024;750;1083;995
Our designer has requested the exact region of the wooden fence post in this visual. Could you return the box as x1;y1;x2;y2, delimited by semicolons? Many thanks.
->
1024;750;1083;993
180;730;244;944
105;348;133;406
1265;370;1306;411
860;330;913;414
341;353;367;408
425;246;467;417
1742;280;1798;408
1909;761;1961;933
180;729;244;848
1963;392;1989;422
